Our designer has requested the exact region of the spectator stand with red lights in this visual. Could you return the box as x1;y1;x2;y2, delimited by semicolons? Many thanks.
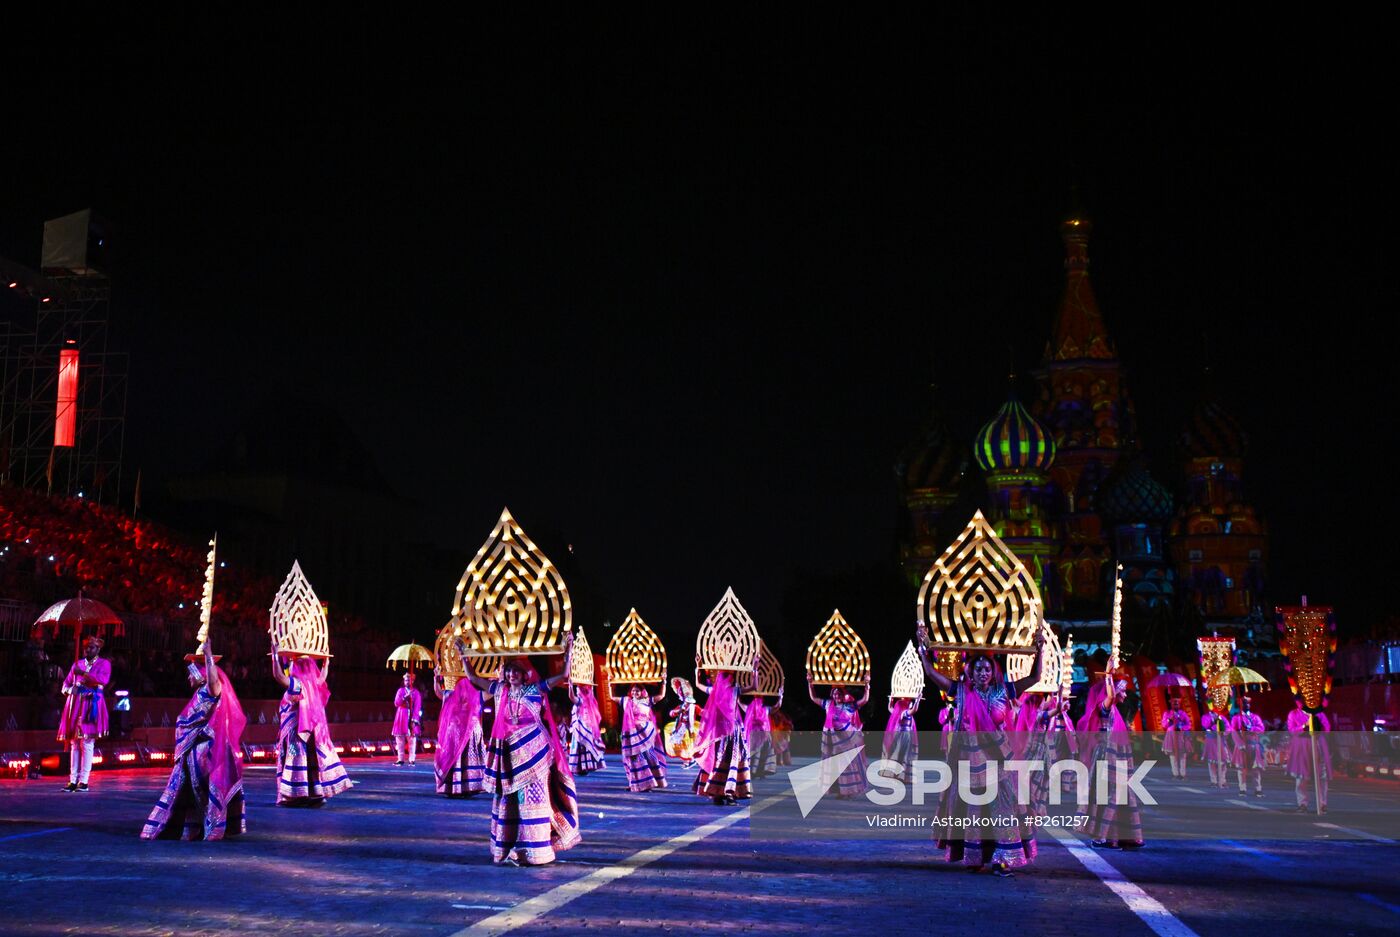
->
0;485;441;775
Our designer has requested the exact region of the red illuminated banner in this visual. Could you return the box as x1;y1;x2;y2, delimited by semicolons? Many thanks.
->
55;348;79;447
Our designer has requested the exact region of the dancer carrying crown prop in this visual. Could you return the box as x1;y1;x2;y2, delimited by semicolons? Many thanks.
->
612;670;669;792
462;632;580;866
692;652;759;806
270;640;351;805
808;670;870;798
58;635;110;793
917;623;1043;876
743;691;778;778
568;683;607;776
433;642;487;797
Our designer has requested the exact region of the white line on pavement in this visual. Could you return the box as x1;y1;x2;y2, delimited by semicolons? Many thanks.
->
1227;798;1268;811
451;795;785;937
0;827;73;844
1047;829;1201;937
1359;893;1400;916
1179;787;1204;794
1314;822;1397;844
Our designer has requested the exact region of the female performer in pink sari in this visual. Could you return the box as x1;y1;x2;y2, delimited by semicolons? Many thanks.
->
1285;700;1331;812
271;644;351;805
614;680;669;792
918;626;1043;875
58;636;110;793
809;674;870;798
881;692;920;781
743;692;777;778
141;637;247;841
692;654;758;805
433;664;486;797
1160;696;1193;779
1077;675;1143;849
464;642;580;866
1201;706;1230;788
568;682;607;775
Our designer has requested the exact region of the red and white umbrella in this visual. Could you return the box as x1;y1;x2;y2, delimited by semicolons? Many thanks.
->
34;596;125;660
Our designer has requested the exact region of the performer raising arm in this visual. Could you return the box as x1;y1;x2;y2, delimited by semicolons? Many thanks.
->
613;673;669;792
464;634;580;866
270;641;351;806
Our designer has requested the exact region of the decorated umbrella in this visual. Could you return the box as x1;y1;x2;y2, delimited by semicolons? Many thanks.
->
34;595;125;662
1147;672;1193;689
386;643;435;671
1207;666;1269;690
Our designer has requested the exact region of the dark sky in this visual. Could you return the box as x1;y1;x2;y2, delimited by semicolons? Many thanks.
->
2;17;1394;644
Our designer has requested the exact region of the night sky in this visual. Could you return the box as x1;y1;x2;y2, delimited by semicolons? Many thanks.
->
2;18;1393;649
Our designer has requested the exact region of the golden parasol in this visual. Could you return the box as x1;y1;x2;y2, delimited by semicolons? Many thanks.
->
386;643;435;671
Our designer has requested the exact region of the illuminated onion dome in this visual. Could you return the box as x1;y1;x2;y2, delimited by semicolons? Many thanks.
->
1180;398;1247;459
1096;458;1174;523
974;395;1055;473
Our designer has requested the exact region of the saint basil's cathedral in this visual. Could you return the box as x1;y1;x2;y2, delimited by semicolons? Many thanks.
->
896;215;1270;655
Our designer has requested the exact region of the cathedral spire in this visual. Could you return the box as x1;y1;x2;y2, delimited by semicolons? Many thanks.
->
1044;215;1116;362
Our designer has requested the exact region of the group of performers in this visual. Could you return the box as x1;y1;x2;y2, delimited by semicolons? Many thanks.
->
58;626;1334;873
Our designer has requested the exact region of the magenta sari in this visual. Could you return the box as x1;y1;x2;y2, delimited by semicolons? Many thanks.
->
692;672;751;800
436;680;486;795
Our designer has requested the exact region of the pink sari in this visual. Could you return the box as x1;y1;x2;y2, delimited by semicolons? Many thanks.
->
1076;681;1142;846
435;680;485;794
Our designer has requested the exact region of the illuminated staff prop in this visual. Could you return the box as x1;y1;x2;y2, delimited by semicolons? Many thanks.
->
1108;564;1124;675
269;561;331;659
450;507;572;657
1197;635;1237;783
806;609;871;686
696;587;761;677
191;536;217;658
1275;599;1337;816
917;510;1042;654
605;608;668;685
750;640;785;699
890;641;925;701
569;624;596;685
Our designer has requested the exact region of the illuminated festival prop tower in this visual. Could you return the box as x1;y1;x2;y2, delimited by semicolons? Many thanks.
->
696;587;761;677
450;507;573;657
269;560;331;658
917;510;1042;655
806;610;871;686
605;609;668;685
1275;601;1335;713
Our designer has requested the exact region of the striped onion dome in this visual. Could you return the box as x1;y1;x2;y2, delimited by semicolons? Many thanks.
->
973;395;1055;473
1181;398;1247;459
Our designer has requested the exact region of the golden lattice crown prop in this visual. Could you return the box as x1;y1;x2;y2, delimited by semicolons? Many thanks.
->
450;507;572;656
747;640;785;698
569;625;596;685
1197;636;1236;713
890;641;925;700
606;608;668;685
269;561;331;658
696;587;761;674
1006;617;1065;693
806;609;871;686
916;510;1042;653
1276;603;1335;713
